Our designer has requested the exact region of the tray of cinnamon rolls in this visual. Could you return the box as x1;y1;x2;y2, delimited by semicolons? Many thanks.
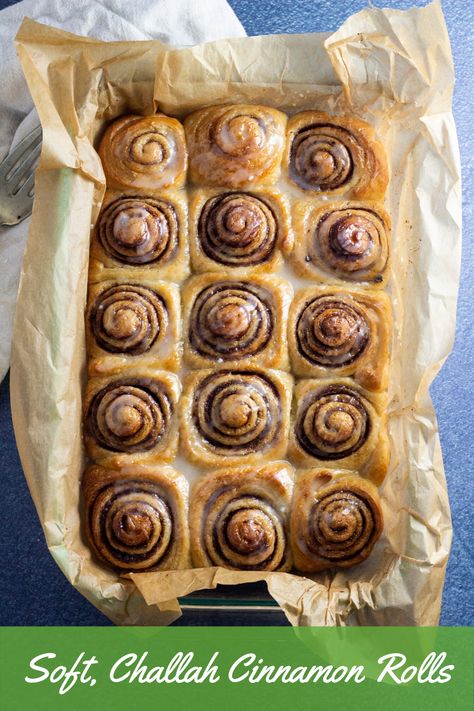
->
82;104;391;580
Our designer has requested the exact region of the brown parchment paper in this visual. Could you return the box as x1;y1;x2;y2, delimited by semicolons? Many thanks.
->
11;0;461;626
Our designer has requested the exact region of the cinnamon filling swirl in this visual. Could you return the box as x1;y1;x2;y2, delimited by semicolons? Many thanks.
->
89;479;174;570
312;207;388;279
86;378;172;453
99;115;186;189
98;197;179;265
204;492;287;570
307;486;380;563
90;284;167;354
212;112;267;157
192;371;281;454
289;123;357;191
296;384;370;460
189;281;273;360
198;192;277;266
296;295;369;367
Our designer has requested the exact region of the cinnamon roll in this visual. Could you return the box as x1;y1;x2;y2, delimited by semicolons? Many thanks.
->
89;190;189;283
288;286;391;390
285;112;388;199
289;378;389;484
183;273;292;370
292;201;390;286
83;368;180;465
190;463;294;571
290;470;384;572
86;278;181;375
189;189;293;274
184;104;287;187
82;463;189;571
180;367;292;466
99;114;187;190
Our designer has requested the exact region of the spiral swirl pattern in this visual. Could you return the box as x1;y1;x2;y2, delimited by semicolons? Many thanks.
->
90;285;167;355
97;197;179;265
296;295;369;368
296;384;370;460
87;378;172;453
306;484;380;563
204;490;287;570
210;109;270;157
100;115;186;189
185;104;286;187
189;281;273;361
289;123;359;192
192;371;281;455
312;207;388;280
198;193;278;266
88;478;174;570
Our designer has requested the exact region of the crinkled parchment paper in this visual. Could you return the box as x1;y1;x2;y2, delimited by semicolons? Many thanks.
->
11;0;460;626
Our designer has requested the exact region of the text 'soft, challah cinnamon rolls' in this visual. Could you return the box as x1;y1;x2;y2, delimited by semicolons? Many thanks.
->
290;469;383;573
189;189;293;274
288;286;391;391
180;367;293;467
86;277;181;375
184;104;287;188
289;378;389;485
292;201;390;287
285;112;388;199
183;273;293;370
82;463;190;572
190;462;294;571
83;367;180;466
89;190;189;283
98;114;187;190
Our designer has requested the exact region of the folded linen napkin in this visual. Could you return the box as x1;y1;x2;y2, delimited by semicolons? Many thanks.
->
0;0;245;382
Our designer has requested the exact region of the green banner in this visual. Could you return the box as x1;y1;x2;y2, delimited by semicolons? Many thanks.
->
1;627;472;710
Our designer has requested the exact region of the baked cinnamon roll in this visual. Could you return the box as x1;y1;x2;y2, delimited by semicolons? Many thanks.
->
190;463;294;571
86;278;181;375
189;189;292;274
289;378;389;484
82;463;189;571
290;470;383;572
184;104;287;187
285;112;388;199
183;273;292;370
288;286;391;390
83;368;180;465
99;114;187;190
89;190;189;283
180;367;292;466
292;201;390;286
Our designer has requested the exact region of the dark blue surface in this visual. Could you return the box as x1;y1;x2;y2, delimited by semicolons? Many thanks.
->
0;0;472;626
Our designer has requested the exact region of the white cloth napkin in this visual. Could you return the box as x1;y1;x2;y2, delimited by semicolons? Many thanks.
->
0;0;245;383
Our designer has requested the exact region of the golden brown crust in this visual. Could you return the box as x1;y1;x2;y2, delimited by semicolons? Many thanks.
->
189;188;293;274
184;104;287;187
98;114;187;190
180;367;293;466
82;463;190;571
292;200;390;288
88;189;189;283
83;367;180;466
190;462;294;571
182;273;293;370
288;286;391;391
284;111;388;199
288;378;389;485
86;277;182;375
290;469;383;572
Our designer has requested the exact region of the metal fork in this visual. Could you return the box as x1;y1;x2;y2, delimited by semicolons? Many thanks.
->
0;126;42;226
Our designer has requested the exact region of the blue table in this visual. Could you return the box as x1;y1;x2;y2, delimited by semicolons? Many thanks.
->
1;0;472;626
